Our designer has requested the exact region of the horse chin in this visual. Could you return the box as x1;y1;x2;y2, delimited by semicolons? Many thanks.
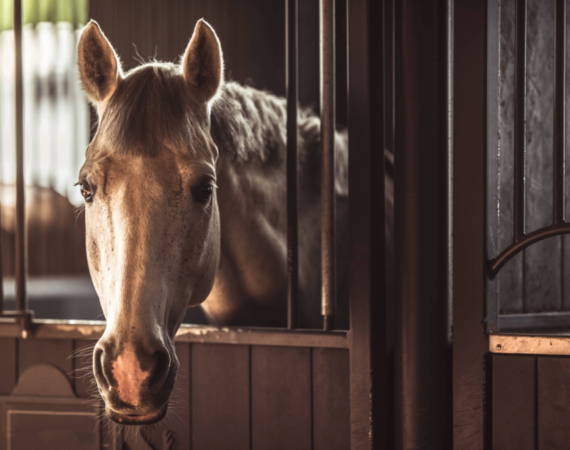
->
106;403;168;426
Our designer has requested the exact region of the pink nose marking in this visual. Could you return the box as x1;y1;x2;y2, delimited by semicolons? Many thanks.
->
112;344;150;407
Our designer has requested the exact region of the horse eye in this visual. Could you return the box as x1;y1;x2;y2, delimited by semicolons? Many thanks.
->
80;183;93;202
194;183;214;204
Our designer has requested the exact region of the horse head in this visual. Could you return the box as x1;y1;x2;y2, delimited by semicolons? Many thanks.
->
77;19;223;425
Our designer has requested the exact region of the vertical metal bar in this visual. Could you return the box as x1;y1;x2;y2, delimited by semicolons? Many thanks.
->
320;0;335;331
286;0;299;329
554;0;566;225
14;0;26;313
514;0;527;240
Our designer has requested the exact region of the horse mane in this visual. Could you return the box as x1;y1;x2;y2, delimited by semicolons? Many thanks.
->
96;62;348;196
211;81;348;196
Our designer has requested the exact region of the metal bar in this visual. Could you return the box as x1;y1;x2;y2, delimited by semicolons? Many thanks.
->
14;0;26;313
286;0;299;329
320;0;335;331
513;0;527;240
554;0;566;224
489;222;570;278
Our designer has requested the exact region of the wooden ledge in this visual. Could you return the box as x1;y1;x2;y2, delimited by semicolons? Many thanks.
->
490;334;570;356
0;319;348;349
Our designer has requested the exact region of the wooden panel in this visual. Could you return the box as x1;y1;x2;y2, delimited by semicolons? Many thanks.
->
492;354;535;449
312;348;350;450
453;0;488;447
18;339;73;383
8;411;97;450
497;0;524;314
524;0;559;313
251;346;312;450
0;338;16;394
538;356;570;449
72;339;96;399
192;344;249;450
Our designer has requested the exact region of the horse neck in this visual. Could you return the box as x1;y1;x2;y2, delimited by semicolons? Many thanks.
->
201;85;290;326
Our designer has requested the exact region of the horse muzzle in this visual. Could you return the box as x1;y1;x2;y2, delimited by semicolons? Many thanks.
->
93;338;177;425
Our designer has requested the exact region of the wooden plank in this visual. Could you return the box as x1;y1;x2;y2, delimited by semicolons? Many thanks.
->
72;339;96;399
192;344;249;450
312;348;350;450
18;338;73;384
497;0;524;314
524;0;560;313
0;321;348;348
492;354;535;449
564;2;570;311
538;356;570;449
251;346;311;450
348;0;386;445
0;338;16;394
453;0;488;448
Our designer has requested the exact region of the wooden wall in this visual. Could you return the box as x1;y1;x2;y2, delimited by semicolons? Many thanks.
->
491;353;570;449
0;338;350;450
493;0;570;316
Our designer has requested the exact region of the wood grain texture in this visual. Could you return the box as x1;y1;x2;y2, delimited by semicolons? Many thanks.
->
563;3;570;311
453;0;487;447
538;356;570;449
18;338;73;384
0;338;16;394
498;0;524;314
192;344;250;450
312;348;350;450
492;354;535;449
251;346;312;450
524;0;560;313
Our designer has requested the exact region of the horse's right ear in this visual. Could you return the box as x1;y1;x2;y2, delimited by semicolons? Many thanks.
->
77;20;122;109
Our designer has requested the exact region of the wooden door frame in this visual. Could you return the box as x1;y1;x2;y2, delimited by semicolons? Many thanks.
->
453;0;489;448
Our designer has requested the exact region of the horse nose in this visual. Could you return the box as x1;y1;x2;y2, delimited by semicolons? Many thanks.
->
94;339;171;408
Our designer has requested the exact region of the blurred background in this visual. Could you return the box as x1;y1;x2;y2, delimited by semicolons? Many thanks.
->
0;0;348;321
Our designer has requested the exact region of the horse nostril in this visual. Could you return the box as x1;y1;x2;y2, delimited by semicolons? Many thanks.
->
148;349;171;390
94;347;113;390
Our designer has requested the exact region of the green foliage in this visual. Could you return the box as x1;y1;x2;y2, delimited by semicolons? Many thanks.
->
0;0;88;31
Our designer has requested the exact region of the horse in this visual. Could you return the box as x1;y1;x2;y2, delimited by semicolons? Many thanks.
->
76;18;381;426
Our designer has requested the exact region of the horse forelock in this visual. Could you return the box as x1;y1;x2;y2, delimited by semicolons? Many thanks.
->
94;62;210;159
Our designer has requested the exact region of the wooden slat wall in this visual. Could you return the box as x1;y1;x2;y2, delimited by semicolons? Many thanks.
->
492;355;535;450
495;0;569;316
0;339;350;450
493;354;570;449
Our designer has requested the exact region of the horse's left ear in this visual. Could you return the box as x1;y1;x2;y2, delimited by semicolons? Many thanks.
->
77;20;122;108
183;19;224;104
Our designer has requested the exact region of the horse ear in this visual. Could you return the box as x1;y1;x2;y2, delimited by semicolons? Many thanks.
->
77;20;122;107
182;19;224;104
